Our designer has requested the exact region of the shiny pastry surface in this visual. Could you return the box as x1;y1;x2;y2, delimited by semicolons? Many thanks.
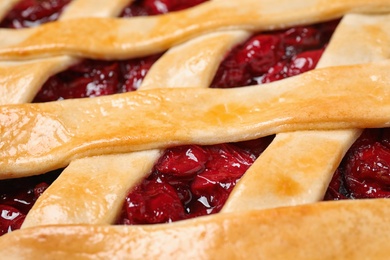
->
1;0;390;259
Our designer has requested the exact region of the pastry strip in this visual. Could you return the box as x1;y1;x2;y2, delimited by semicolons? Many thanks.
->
0;57;77;105
2;199;390;259
141;31;251;89
2;61;390;177
22;150;162;228
22;31;250;227
223;13;390;211
1;0;390;60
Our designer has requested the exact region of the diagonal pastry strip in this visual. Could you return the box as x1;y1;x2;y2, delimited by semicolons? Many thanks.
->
1;0;390;60
2;61;390;177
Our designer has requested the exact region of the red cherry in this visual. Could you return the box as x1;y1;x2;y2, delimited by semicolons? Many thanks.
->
0;0;71;28
235;34;283;75
0;205;26;236
34;182;49;199
283;26;321;51
121;177;185;224
323;169;348;201
287;49;324;76
156;145;210;176
325;129;390;200
261;61;289;83
120;0;209;17
344;142;390;198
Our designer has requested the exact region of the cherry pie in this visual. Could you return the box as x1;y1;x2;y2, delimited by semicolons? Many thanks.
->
1;0;390;258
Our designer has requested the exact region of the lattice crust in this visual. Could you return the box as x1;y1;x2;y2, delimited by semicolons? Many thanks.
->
22;30;250;228
1;0;390;258
223;13;390;212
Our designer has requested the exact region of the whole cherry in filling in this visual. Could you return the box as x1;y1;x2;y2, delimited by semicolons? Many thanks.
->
325;128;390;200
116;140;273;224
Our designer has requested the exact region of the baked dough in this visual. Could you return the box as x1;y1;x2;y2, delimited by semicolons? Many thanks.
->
223;13;390;212
1;0;390;60
2;199;390;259
2;61;390;177
1;1;390;259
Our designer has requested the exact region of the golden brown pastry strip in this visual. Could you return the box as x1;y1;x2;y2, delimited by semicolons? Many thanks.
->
0;57;77;105
223;130;360;211
1;0;390;60
2;199;390;259
2;61;390;177
22;31;250;227
141;30;250;89
223;13;390;212
22;150;162;228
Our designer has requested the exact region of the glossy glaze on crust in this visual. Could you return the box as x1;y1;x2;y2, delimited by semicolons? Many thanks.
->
2;1;390;258
1;199;390;259
21;30;250;228
2;61;390;178
0;0;390;60
224;13;390;212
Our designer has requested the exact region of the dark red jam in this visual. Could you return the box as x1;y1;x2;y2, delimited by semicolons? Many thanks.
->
0;170;61;235
120;0;209;17
0;0;71;28
33;55;162;102
210;20;338;88
117;138;274;224
325;128;390;200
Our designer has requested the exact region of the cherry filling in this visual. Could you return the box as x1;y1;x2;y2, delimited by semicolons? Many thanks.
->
210;20;338;88
325;129;390;200
0;0;71;28
116;21;339;224
0;0;340;233
33;55;162;102
117;138;274;224
120;0;209;17
0;170;61;236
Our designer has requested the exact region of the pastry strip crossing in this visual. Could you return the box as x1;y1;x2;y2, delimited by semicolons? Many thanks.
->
0;0;134;105
223;13;390;211
2;61;390;177
22;30;251;227
1;0;390;60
